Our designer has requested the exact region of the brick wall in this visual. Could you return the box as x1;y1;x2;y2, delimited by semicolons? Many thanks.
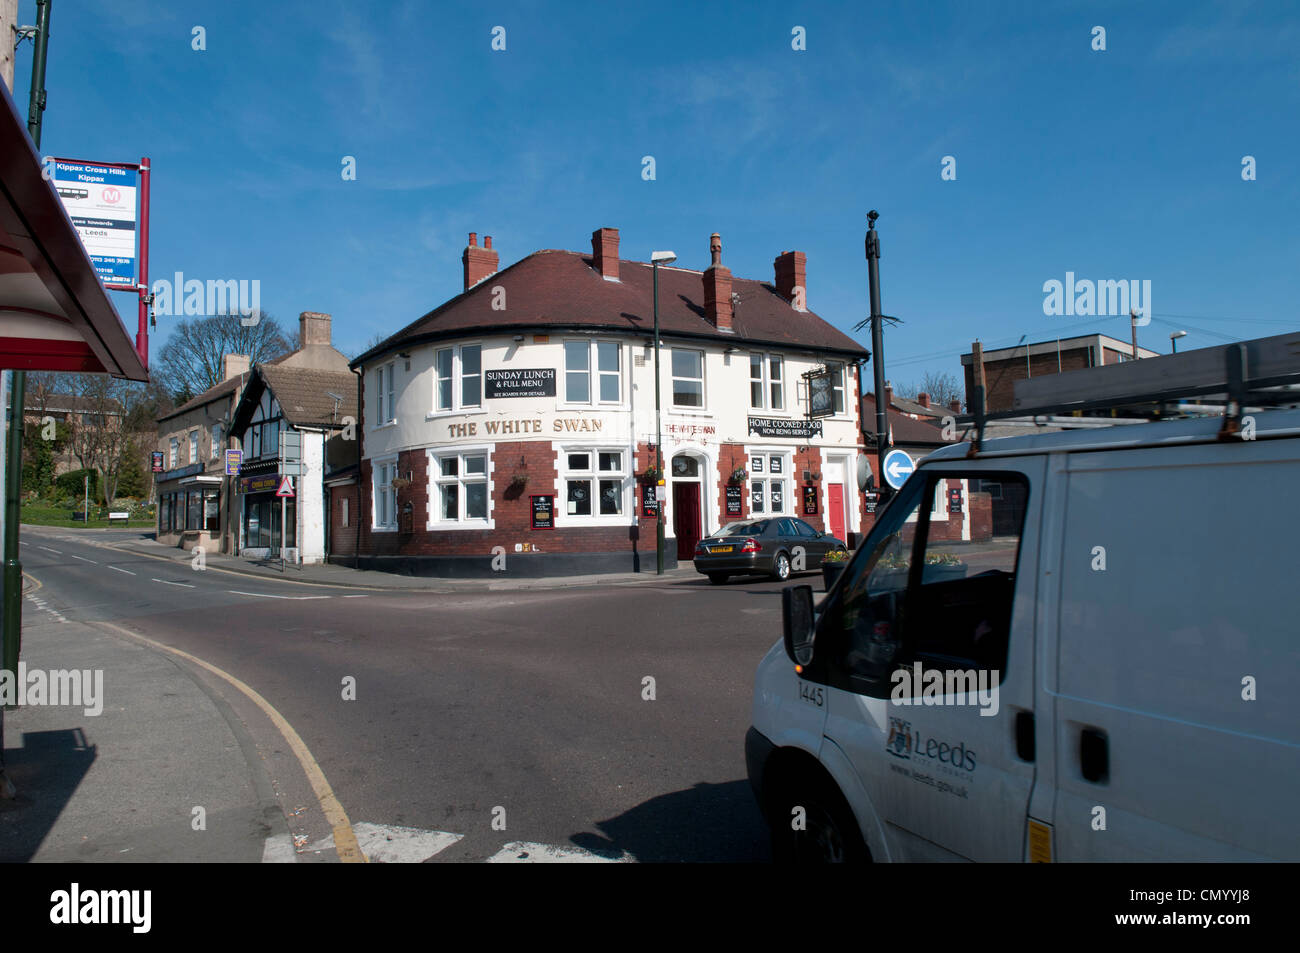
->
328;483;360;556
966;345;1094;411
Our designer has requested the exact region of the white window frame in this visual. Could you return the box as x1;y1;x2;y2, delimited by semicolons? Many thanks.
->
431;343;483;415
168;437;178;469
561;339;624;407
189;430;199;464
426;446;493;529
670;347;706;410
749;353;785;411
210;423;221;460
341;496;349;528
558;445;630;526
747;449;791;516
374;363;396;427
826;361;848;417
372;457;398;532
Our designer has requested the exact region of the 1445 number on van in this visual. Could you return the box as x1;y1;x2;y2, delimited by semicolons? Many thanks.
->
798;681;824;708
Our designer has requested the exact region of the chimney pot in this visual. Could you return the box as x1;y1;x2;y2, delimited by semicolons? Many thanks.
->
884;382;894;408
703;232;733;331
774;250;808;311
917;392;931;408
222;353;250;381
591;227;620;281
463;231;499;290
949;398;962;413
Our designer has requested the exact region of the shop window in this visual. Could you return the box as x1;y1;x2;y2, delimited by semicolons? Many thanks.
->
671;349;704;408
749;452;788;515
565;340;622;404
564;449;626;517
749;354;784;410
430;450;489;523
203;488;220;532
433;344;481;412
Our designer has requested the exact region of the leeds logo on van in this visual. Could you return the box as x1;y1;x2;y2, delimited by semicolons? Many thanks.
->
886;716;977;773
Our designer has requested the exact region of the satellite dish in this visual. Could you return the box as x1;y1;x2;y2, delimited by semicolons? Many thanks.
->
857;455;874;491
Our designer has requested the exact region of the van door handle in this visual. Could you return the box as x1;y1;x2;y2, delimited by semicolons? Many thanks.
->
1014;711;1035;762
1080;728;1109;783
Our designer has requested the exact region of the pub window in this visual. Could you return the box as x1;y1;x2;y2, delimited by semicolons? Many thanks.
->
827;362;846;415
430;450;490;523
169;437;178;469
189;431;199;464
749;453;788;515
563;449;626;517
373;460;397;529
433;345;481;412
671;348;705;408
210;423;221;460
564;340;622;405
749;354;784;410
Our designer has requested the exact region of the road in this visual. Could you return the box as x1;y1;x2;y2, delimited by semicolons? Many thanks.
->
14;527;802;862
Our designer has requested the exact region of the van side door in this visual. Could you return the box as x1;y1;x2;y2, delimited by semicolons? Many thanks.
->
810;460;1044;861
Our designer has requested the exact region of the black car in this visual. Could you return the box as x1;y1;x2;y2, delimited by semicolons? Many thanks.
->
692;517;846;584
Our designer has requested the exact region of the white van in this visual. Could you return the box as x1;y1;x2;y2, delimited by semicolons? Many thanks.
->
745;406;1300;862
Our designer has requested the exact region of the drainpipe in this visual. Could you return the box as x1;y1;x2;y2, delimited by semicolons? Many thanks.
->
352;366;362;570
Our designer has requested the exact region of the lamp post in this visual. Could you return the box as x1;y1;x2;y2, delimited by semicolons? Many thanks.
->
651;250;676;574
1170;330;1187;354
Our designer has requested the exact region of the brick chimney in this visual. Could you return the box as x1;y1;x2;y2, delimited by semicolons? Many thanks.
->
917;392;931;409
463;232;499;291
884;381;894;410
774;250;807;311
299;312;332;347
222;354;250;381
591;227;619;281
949;397;962;414
703;233;733;331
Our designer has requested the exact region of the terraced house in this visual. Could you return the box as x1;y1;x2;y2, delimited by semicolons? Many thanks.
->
342;227;870;576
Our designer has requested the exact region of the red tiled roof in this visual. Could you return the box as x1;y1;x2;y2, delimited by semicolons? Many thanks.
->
354;249;869;367
861;393;957;447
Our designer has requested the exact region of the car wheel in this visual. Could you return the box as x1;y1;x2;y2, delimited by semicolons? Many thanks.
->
768;773;869;864
772;551;791;581
708;572;729;585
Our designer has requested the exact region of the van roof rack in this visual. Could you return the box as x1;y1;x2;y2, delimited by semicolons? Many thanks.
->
958;330;1300;452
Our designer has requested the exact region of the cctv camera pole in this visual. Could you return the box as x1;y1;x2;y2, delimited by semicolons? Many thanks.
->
653;260;664;575
865;211;891;504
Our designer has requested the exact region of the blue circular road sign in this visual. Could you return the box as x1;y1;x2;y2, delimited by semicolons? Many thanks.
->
882;449;915;490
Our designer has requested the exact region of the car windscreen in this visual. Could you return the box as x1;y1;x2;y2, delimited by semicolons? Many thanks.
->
715;520;770;536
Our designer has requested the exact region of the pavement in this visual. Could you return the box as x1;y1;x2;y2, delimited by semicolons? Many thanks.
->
50;526;701;592
0;578;295;862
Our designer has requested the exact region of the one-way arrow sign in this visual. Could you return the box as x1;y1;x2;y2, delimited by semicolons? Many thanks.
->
882;449;914;490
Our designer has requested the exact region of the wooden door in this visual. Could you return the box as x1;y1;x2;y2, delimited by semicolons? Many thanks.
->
828;483;846;542
673;483;702;560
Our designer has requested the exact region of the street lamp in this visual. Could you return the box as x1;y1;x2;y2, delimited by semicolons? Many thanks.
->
651;250;676;574
1170;330;1187;353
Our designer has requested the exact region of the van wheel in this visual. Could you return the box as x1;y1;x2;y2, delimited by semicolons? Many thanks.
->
768;774;869;864
708;573;729;585
772;552;792;581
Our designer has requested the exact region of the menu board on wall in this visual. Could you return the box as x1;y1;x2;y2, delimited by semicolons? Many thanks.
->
803;485;819;515
531;495;554;529
641;483;660;518
725;484;743;517
486;368;556;399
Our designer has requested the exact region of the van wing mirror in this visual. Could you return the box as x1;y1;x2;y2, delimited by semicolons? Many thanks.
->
782;584;816;665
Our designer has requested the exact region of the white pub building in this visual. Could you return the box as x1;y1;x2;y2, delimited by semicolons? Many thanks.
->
338;228;869;576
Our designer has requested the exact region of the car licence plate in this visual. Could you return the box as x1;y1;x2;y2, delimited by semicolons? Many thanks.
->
709;545;735;554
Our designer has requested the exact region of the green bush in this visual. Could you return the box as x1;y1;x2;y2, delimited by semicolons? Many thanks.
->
55;468;100;502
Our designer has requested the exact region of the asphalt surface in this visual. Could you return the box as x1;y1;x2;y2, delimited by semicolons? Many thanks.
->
13;527;805;862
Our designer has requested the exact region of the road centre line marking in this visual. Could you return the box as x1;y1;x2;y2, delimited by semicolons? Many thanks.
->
152;578;196;588
107;566;136;575
89;619;366;864
38;546;62;554
228;590;331;600
70;554;98;563
342;594;368;598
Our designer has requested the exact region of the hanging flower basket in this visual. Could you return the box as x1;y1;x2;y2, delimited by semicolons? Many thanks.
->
729;467;748;484
641;465;663;483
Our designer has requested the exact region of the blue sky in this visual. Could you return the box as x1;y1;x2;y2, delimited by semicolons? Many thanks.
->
13;0;1299;390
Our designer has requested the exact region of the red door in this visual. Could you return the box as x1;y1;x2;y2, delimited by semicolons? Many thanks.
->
673;483;702;561
828;483;846;543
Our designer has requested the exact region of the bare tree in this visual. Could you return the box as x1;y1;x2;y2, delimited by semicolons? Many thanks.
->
153;311;293;400
897;371;963;410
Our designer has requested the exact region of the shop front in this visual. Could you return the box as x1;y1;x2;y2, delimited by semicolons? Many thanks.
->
237;471;295;556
